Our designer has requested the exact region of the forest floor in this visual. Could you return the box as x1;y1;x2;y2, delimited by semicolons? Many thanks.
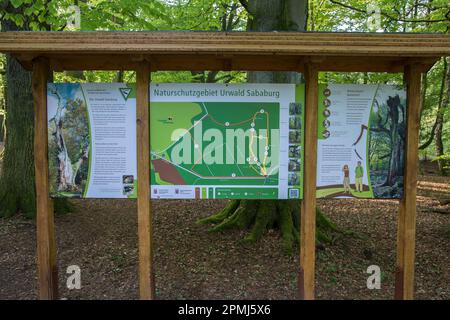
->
0;162;448;300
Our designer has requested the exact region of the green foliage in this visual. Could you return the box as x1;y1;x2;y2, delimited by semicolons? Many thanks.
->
77;0;170;31
0;55;4;144
0;0;73;30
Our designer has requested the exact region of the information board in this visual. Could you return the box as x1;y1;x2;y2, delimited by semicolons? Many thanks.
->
316;84;406;199
150;83;303;199
47;83;405;200
47;83;137;198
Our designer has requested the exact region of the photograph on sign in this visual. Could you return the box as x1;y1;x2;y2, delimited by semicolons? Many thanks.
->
150;83;303;200
316;84;406;199
47;83;137;198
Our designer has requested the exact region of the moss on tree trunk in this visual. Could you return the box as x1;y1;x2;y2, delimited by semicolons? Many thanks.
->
0;15;71;218
198;0;341;255
198;199;340;255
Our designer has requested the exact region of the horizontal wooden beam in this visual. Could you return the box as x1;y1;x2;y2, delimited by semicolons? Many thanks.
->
0;31;448;73
12;54;439;73
1;32;450;57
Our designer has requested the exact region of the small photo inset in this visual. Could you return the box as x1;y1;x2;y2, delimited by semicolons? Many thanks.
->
289;102;302;115
289;145;301;158
288;172;300;186
323;88;331;97
323;119;330;128
289;116;302;129
323;99;331;107
323;109;331;118
123;184;134;196
288;158;301;172
289;130;301;144
322;130;330;139
122;175;134;184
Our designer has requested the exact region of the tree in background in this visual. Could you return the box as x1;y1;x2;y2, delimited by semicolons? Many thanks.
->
0;55;5;144
0;0;169;217
198;0;339;255
435;57;449;174
0;1;72;217
325;0;450;174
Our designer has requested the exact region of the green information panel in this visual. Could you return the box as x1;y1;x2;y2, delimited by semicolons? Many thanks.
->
150;83;303;199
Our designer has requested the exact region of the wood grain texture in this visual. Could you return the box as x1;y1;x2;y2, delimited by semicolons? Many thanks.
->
33;57;58;300
0;32;447;72
36;54;436;73
136;62;154;300
299;64;319;300
1;32;449;55
395;64;422;300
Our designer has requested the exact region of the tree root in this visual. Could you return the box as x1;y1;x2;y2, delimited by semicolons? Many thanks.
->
197;199;344;255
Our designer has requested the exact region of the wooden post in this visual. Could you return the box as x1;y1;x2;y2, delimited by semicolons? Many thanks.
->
33;57;58;300
299;64;319;300
136;62;154;299
395;64;422;300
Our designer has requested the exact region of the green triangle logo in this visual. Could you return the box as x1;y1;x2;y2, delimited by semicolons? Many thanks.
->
119;87;132;101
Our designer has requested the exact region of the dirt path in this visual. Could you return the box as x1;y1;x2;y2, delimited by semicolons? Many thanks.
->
0;173;448;300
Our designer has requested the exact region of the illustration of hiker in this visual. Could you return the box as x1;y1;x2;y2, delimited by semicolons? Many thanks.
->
343;164;351;193
355;161;364;192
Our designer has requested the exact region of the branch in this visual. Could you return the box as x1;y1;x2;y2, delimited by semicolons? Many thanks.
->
420;58;448;150
238;0;249;13
419;119;438;150
352;124;367;146
369;127;390;135
329;0;450;23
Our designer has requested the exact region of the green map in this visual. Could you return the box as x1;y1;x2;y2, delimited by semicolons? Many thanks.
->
150;101;280;187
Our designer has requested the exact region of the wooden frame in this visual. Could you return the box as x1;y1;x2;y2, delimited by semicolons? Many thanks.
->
299;64;319;300
136;62;155;299
33;57;58;300
1;31;449;300
395;64;422;300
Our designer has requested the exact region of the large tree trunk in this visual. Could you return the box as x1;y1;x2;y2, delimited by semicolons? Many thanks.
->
0;50;36;217
247;0;307;84
0;56;4;144
436;57;449;175
387;99;401;185
0;6;70;217
199;0;340;254
381;95;405;186
50;89;76;191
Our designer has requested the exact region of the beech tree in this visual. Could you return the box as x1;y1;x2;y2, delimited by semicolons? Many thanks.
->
198;0;339;255
0;1;71;217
